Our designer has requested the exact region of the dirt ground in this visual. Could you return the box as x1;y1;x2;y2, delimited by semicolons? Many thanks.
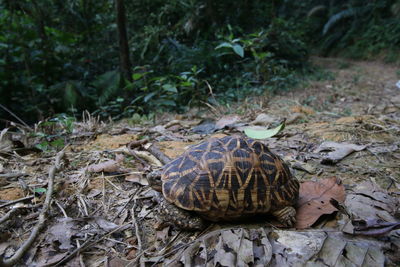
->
0;57;399;266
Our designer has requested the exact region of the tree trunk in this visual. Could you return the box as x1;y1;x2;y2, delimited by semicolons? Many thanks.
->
115;0;132;82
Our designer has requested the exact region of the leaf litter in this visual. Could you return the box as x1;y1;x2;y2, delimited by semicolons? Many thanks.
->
296;177;346;229
0;58;399;266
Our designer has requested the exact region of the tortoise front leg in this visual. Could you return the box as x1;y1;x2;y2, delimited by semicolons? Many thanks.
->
157;196;205;230
272;206;296;227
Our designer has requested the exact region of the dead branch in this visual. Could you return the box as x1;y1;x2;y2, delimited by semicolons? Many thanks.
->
129;150;163;167
0;196;34;209
146;144;171;165
0;207;21;224
0;147;67;266
127;139;149;150
132;200;142;252
0;172;28;179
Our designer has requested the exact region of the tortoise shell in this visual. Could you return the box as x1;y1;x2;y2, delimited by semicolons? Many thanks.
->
161;136;299;221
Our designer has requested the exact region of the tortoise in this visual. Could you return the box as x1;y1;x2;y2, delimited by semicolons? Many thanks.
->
148;135;299;230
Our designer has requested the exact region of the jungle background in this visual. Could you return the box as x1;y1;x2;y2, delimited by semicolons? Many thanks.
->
1;0;399;125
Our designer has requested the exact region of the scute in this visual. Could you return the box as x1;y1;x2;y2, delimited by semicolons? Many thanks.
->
161;136;299;220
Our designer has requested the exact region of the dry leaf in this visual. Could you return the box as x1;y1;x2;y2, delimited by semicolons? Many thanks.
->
284;155;317;174
108;256;130;267
156;226;170;242
215;115;240;130
315;141;366;164
87;154;124;173
87;189;102;198
166;228;389;266
309;234;385;266
93;217;119;231
270;230;327;265
192;120;215;134
251;113;275;126
46;217;79;250
352;218;400;236
344;181;399;231
134;150;163;166
168;228;272;266
296;177;346;229
125;173;149;186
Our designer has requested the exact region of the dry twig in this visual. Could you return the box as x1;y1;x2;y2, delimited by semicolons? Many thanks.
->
132;200;142;252
0;147;67;266
146;144;171;165
0;207;21;224
0;195;34;209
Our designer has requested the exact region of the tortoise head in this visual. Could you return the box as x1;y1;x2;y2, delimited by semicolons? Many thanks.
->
147;169;163;192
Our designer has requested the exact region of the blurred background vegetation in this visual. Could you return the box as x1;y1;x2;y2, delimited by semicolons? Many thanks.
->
1;0;399;125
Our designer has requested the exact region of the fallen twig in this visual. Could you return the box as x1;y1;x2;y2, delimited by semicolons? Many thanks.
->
0;172;28;179
132;200;142;253
0;104;32;129
127;139;149;150
130;150;163;167
0;207;22;224
146;144;171;165
0;195;34;209
0;147;67;266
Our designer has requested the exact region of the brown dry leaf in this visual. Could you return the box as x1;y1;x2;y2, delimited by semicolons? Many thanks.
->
251;113;276;126
155;226;170;243
296;177;346;229
87;154;124;173
93;217;119;231
46;217;79;250
304;234;385;266
342;181;400;235
352;218;400;236
108;256;130;267
166;228;389;266
192;120;215;134
125;173;148;186
315;141;366;164
214;115;240;130
284;155;317;174
168;228;272;266
35;249;69;266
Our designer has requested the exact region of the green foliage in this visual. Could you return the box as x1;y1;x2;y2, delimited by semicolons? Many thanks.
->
1;0;397;125
33;114;75;151
307;0;400;58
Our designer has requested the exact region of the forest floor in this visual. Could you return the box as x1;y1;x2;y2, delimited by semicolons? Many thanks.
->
0;57;399;266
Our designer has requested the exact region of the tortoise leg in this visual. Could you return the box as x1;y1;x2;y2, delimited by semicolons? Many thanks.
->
272;206;296;227
157;197;205;230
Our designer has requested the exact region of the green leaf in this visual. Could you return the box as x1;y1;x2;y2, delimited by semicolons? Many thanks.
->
133;73;143;80
144;92;156;102
215;42;233;50
158;100;176;106
34;187;46;193
162;84;178;93
244;120;286;139
35;141;49;151
50;138;65;149
232;44;244;57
